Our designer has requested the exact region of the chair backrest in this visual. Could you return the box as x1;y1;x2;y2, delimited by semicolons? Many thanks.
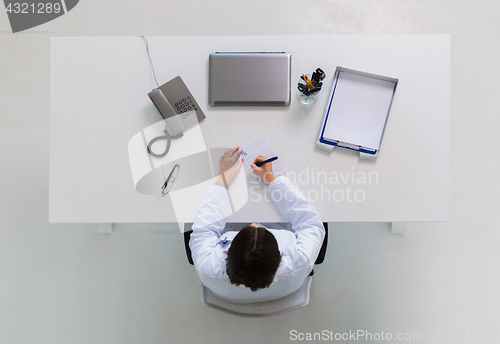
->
199;276;312;317
185;222;326;316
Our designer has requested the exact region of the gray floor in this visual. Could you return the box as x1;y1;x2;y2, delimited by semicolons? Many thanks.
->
1;1;500;343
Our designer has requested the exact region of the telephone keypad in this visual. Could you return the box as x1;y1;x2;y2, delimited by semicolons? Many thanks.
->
175;97;199;117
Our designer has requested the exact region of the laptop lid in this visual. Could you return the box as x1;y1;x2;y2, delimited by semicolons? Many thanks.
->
209;52;291;106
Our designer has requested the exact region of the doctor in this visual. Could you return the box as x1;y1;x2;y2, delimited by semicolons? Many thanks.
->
189;147;325;303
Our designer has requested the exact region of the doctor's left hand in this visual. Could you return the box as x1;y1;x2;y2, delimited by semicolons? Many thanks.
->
216;147;244;187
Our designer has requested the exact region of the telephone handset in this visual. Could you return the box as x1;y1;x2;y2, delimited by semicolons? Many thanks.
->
148;89;185;135
146;76;206;158
147;88;184;158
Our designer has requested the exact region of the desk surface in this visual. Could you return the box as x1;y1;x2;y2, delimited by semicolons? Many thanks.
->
49;35;449;223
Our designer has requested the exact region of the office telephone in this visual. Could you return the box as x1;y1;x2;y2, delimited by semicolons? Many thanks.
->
147;76;206;158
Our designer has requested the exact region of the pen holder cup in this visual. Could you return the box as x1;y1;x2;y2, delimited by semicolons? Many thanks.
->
297;74;321;105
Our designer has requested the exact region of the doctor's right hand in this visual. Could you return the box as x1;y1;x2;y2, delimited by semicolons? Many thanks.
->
251;155;276;185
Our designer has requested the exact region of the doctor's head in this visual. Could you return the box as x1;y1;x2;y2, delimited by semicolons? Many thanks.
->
225;224;281;292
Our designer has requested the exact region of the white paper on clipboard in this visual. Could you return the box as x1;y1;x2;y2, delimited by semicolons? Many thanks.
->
322;70;396;151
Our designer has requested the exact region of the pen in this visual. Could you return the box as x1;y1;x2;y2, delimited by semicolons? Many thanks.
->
302;74;315;90
256;156;278;167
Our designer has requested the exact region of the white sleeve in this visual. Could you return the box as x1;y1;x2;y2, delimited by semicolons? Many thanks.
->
268;176;325;269
189;185;232;274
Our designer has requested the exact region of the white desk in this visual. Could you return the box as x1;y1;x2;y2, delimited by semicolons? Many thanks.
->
49;35;449;230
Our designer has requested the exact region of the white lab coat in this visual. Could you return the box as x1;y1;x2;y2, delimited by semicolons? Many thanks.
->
189;176;325;304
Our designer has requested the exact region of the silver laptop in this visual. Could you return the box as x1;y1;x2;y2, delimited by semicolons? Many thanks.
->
209;52;291;106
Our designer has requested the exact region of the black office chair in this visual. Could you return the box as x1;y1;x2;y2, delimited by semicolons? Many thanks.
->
184;222;328;266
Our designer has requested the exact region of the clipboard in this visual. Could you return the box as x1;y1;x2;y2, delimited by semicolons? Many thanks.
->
316;67;398;159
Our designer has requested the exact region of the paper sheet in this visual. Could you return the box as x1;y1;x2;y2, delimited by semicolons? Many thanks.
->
241;137;285;181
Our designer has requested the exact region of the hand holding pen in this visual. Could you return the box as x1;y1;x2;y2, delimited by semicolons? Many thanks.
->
251;155;277;184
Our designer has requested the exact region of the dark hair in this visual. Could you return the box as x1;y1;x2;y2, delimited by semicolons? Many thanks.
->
225;225;281;292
